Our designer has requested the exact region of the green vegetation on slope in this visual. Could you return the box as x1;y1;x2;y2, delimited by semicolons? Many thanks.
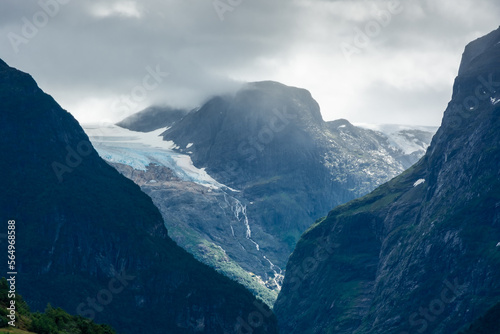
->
0;278;115;334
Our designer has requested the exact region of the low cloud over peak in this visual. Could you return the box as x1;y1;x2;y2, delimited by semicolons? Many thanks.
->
1;0;499;125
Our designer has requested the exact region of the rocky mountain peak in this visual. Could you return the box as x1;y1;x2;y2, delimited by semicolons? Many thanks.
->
458;26;500;76
428;26;500;172
235;80;324;126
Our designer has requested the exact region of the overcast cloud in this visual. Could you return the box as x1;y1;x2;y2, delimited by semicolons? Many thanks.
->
1;0;499;125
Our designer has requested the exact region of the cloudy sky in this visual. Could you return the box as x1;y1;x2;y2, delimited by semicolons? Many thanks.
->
1;0;499;126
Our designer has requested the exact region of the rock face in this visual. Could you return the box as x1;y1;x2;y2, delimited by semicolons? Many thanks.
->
0;59;278;334
274;28;500;334
108;81;436;304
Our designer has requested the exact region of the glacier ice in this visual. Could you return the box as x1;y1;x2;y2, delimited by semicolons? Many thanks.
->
83;124;228;190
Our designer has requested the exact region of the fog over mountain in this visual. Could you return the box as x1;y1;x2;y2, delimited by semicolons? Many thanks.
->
1;0;499;125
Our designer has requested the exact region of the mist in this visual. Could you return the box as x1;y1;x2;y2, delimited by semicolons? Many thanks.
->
1;0;499;125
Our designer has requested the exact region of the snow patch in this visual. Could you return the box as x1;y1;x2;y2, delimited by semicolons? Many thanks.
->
413;179;425;187
186;143;194;149
491;97;500;105
355;123;438;155
496;242;500;247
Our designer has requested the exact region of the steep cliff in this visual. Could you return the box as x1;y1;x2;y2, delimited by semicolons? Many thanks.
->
275;27;500;334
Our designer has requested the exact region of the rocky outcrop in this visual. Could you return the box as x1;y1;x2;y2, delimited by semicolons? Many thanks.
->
274;27;500;334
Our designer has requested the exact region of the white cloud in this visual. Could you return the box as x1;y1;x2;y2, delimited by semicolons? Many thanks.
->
90;1;142;19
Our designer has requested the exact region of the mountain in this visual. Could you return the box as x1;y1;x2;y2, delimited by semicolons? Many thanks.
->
161;81;428;196
102;81;436;305
274;28;500;333
116;105;189;132
0;58;278;334
159;81;436;291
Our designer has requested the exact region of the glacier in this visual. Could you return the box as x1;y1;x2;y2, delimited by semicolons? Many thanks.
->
83;123;231;190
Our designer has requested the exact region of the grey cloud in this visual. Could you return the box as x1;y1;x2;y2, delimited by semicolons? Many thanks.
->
0;0;499;124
